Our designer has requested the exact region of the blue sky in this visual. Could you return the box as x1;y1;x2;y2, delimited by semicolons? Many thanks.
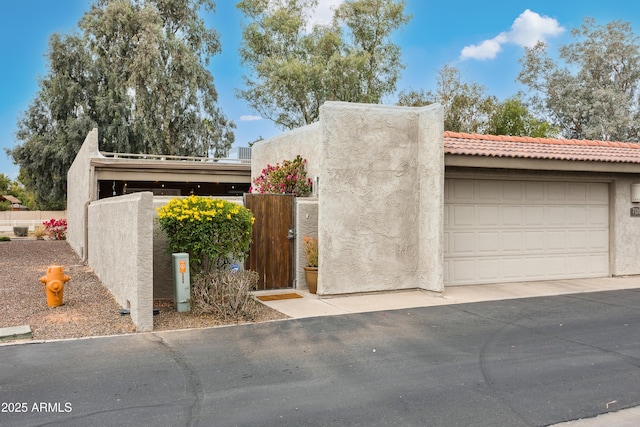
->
1;0;639;180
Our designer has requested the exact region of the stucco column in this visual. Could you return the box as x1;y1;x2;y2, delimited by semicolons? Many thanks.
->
319;102;427;295
417;105;445;292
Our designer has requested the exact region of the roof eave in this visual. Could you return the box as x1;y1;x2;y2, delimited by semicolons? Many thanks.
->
445;154;640;174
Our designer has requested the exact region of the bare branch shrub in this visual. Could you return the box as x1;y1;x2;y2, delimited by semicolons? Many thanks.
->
192;270;260;320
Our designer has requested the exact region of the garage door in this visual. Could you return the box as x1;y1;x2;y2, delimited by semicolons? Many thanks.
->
444;179;609;286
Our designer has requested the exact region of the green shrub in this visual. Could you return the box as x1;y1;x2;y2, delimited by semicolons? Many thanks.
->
0;235;11;242
156;196;255;274
191;270;260;320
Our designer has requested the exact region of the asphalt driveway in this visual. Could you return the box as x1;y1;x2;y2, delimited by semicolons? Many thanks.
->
2;288;640;426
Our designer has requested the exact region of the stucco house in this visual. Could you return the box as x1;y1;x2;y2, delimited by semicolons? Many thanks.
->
67;103;640;330
252;101;640;296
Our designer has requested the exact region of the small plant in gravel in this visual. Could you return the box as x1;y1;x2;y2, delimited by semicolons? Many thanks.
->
191;270;260;320
0;236;11;242
156;195;255;275
33;226;46;240
43;218;67;240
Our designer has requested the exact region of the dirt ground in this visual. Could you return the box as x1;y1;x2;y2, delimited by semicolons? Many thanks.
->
0;237;288;342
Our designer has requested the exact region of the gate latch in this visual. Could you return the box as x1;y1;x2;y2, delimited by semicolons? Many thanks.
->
287;228;295;240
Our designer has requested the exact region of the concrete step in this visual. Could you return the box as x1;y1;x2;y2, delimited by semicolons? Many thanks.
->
0;325;32;341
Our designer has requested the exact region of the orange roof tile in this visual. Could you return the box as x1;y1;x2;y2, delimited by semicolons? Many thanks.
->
444;131;640;163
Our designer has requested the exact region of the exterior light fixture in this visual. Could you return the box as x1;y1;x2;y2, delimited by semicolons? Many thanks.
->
632;183;640;203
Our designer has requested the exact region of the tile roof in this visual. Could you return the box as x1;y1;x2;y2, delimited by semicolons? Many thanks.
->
1;195;21;204
444;131;640;164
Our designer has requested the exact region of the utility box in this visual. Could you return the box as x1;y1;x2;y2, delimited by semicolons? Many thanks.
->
172;253;191;312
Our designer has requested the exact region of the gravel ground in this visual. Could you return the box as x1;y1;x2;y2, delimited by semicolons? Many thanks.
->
0;239;288;342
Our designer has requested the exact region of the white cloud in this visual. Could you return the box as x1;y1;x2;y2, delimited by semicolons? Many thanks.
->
460;9;565;61
460;33;508;61
240;115;263;121
509;9;565;48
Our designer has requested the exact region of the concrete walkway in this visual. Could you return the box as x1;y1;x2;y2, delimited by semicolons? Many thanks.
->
256;276;640;319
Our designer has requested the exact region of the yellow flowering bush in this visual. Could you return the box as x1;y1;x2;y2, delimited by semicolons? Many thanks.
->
157;196;255;274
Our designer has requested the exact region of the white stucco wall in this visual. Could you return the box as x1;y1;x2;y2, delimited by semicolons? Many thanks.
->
318;102;444;295
251;122;322;186
87;192;154;331
295;198;318;291
67;128;99;258
611;176;640;275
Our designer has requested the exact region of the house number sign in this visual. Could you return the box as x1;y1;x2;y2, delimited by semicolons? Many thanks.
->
631;207;640;217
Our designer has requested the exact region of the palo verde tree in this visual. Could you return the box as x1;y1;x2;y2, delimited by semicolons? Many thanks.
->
237;0;411;130
518;18;640;141
8;0;234;209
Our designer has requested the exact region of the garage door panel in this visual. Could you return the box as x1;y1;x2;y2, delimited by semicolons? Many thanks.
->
548;183;565;201
443;232;450;256
503;181;523;200
451;232;474;255
451;180;474;201
502;206;522;225
502;231;522;252
589;229;609;250
477;259;501;281
547;206;566;225
567;256;588;275
478;180;500;200
525;182;544;201
523;231;545;251
566;206;587;225
525;206;545;225
589;183;609;202
452;205;474;226
589;206;608;225
545;257;567;276
449;259;475;283
547;231;566;250
525;257;547;279
567;183;587;201
588;254;609;275
478;206;500;225
445;179;609;286
443;205;450;227
567;230;586;250
502;258;525;280
477;232;500;253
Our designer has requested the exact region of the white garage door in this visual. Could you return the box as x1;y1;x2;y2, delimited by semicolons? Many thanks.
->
444;179;609;286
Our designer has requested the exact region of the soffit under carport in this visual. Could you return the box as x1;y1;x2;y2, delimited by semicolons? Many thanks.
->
90;157;251;184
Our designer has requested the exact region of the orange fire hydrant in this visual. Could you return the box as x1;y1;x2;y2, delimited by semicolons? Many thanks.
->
39;265;71;307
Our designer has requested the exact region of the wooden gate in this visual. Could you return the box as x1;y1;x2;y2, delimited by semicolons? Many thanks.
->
244;194;294;290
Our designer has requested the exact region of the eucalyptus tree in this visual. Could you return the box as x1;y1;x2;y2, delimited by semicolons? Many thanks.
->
9;0;233;208
398;65;555;137
237;0;411;130
518;18;640;141
397;64;497;134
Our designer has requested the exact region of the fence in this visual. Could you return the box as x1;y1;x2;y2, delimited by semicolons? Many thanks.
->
0;211;66;233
